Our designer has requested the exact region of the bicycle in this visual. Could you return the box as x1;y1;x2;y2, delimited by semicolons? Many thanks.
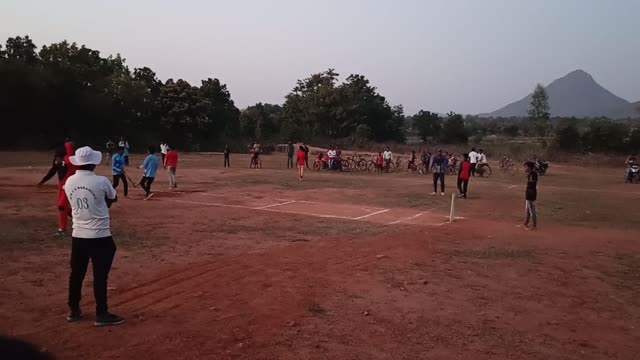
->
476;163;492;177
499;157;515;175
249;156;262;169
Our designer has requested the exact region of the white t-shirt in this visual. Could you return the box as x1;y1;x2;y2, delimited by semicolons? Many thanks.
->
160;144;168;155
478;153;487;164
64;170;117;239
383;151;393;160
469;151;478;164
328;150;337;159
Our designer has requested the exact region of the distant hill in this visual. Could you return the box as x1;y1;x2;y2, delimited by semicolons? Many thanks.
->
481;70;638;119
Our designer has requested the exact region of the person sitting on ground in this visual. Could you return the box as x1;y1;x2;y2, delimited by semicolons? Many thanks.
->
383;147;393;172
376;152;384;175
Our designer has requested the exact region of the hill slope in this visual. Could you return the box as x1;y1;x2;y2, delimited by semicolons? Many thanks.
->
483;70;632;118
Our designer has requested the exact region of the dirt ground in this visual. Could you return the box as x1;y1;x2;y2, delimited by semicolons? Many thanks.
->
1;151;639;360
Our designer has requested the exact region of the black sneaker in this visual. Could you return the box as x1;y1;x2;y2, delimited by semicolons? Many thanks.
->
66;310;82;323
95;312;125;327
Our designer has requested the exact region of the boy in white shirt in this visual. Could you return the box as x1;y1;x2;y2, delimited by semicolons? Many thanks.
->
64;146;125;327
383;147;393;172
468;147;478;177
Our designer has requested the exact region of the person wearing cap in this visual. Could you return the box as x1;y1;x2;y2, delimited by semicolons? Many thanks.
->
63;146;125;327
138;146;160;200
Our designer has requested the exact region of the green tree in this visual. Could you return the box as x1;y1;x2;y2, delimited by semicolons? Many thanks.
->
440;112;469;144
554;123;581;152
412;110;441;142
528;84;551;137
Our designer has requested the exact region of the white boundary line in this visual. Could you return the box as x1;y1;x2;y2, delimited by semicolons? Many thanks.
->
352;209;390;220
388;211;426;225
167;198;356;220
254;200;296;209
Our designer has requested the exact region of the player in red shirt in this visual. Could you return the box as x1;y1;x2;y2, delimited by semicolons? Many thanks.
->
376;152;384;175
457;153;472;198
164;146;179;189
55;141;77;235
296;146;306;181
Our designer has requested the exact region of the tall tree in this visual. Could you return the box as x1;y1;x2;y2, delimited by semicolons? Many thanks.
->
440;112;469;144
412;110;441;142
528;84;551;137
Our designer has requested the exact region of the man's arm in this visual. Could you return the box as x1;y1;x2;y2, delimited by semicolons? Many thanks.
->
140;156;149;169
103;178;118;208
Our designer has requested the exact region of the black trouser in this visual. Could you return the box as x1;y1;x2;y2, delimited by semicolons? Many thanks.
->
471;163;477;176
433;172;445;193
287;155;294;168
112;174;128;197
457;178;468;197
224;155;230;167
139;176;155;196
124;155;129;166
68;237;117;315
305;156;309;169
161;153;166;165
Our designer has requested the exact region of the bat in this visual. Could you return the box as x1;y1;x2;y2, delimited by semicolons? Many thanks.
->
125;173;138;188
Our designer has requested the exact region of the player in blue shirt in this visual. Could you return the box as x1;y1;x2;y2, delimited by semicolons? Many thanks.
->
112;147;128;197
138;146;160;200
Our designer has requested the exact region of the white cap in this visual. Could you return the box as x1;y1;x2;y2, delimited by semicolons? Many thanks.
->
69;146;102;166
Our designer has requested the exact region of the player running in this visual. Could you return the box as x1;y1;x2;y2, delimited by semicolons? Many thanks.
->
138;146;159;200
297;145;306;181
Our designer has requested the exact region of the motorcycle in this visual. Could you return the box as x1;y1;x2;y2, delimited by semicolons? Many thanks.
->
627;163;640;184
534;160;549;175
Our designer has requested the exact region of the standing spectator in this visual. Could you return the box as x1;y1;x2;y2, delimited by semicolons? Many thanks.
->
112;146;128;197
524;161;538;230
469;147;478;177
63;146;125;326
296;145;306;181
383;147;393;172
431;149;447;196
457;154;472;198
303;143;310;169
160;141;168;165
105;140;115;165
287;141;295;169
165;146;179;189
376;152;384;175
223;145;231;167
138;146;159;200
118;138;130;167
327;146;337;170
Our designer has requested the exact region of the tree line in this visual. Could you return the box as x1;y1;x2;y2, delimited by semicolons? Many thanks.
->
1;35;638;154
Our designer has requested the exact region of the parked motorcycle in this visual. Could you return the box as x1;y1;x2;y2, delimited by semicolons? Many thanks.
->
534;160;549;175
627;163;640;183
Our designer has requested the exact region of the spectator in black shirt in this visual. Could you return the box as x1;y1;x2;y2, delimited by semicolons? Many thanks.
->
524;161;538;230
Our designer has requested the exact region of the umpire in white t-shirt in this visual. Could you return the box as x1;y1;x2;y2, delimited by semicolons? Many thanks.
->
63;146;125;327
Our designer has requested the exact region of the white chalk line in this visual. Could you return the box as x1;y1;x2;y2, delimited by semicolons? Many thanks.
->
388;211;426;225
254;200;296;209
352;209;390;220
167;198;356;220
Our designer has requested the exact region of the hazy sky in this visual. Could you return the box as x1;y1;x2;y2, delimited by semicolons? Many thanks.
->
2;0;639;114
